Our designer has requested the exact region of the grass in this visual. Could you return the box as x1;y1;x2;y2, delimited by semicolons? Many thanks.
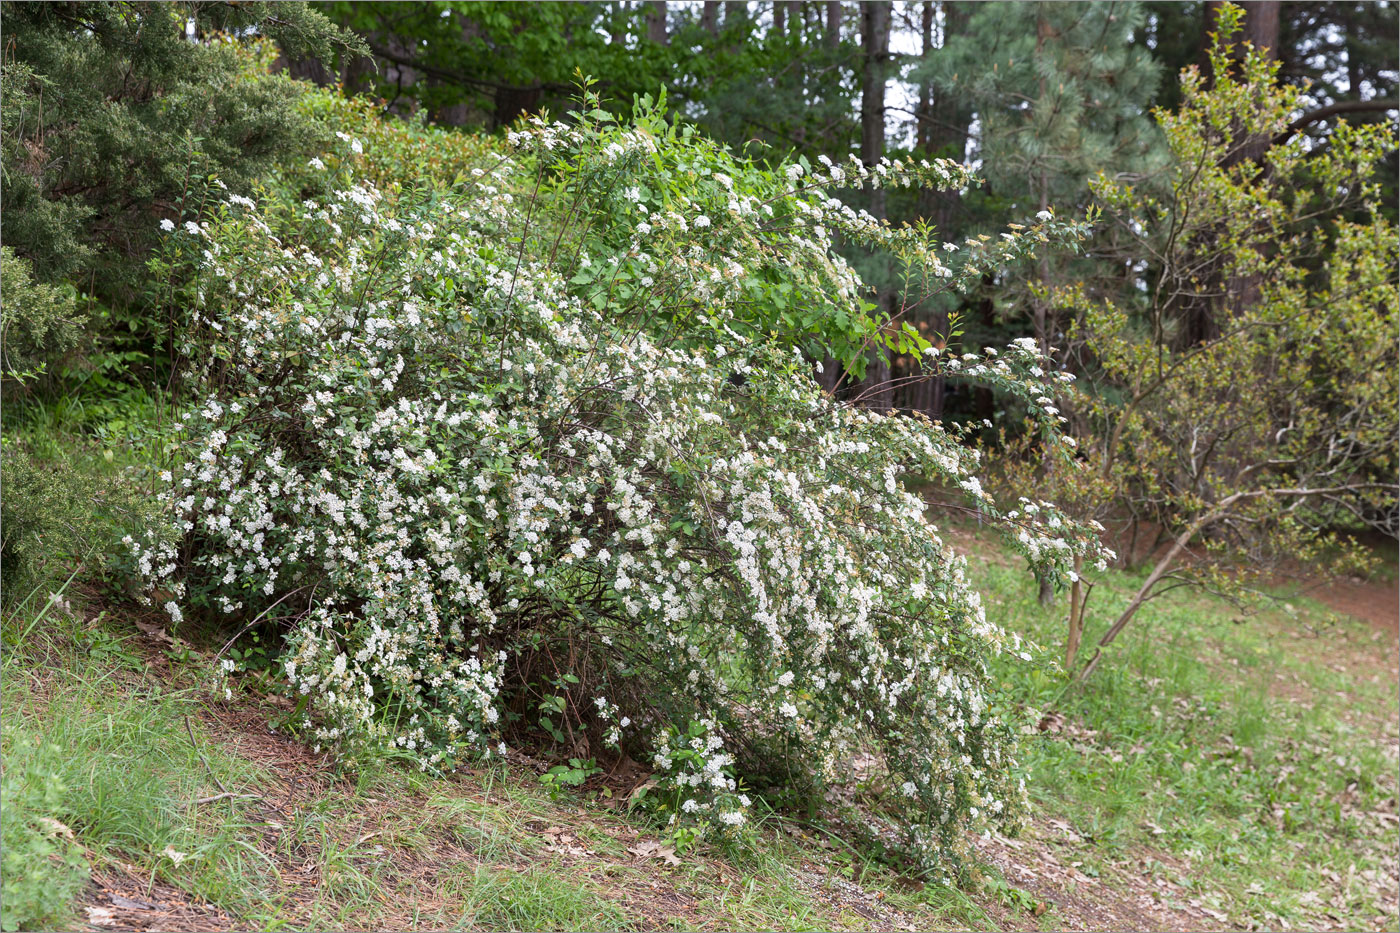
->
977;547;1399;930
1;536;1395;932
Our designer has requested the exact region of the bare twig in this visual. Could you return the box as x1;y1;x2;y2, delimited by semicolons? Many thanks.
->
194;792;262;805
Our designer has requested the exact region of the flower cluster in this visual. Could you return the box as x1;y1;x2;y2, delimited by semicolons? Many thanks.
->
645;719;750;832
128;106;1103;873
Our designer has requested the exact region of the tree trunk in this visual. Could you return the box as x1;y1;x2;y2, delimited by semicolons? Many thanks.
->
1065;556;1085;669
646;1;668;44
773;0;786;35
858;1;892;411
492;85;542;131
431;12;479;127
1240;1;1280;58
1198;0;1278;334
1204;0;1280;80
701;0;719;35
915;1;934;151
825;1;842;49
1032;10;1053;357
909;2;972;419
609;2;628;45
380;32;421;118
783;0;802;37
815;356;843;395
901;0;937;419
859;1;890;217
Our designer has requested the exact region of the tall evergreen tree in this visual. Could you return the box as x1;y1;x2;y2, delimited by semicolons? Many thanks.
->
912;1;1165;357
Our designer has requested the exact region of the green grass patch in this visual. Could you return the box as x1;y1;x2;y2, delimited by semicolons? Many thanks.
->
979;554;1399;929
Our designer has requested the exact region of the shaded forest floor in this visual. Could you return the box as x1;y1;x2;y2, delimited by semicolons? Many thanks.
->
4;531;1396;932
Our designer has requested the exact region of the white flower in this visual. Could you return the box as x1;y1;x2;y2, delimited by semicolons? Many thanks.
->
160;218;176;232
1036;209;1053;221
309;157;326;170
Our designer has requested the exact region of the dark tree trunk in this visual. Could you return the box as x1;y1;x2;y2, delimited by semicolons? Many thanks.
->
910;1;972;420
915;1;934;152
1204;0;1280;80
1195;0;1279;338
816;356;844;395
781;0;801;37
825;1;842;49
493;85;542;131
646;1;668;44
773;0;786;35
858;1;892;411
971;277;997;424
701;0;719;35
431;13;479;126
610;1;628;45
859;1;890;217
1240;0;1281;58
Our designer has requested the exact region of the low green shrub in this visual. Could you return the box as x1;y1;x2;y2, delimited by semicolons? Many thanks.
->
0;247;85;391
0;440;98;606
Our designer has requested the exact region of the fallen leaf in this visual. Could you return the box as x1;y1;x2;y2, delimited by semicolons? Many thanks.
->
86;906;117;927
37;817;75;840
162;845;188;865
135;620;174;643
627;839;680;866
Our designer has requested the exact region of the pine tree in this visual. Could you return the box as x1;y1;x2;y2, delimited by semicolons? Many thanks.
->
911;1;1166;356
0;2;361;299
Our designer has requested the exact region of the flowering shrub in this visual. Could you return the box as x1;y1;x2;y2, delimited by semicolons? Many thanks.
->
127;96;1103;872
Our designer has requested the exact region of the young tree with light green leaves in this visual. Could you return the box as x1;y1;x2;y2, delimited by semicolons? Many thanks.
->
1046;3;1398;675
